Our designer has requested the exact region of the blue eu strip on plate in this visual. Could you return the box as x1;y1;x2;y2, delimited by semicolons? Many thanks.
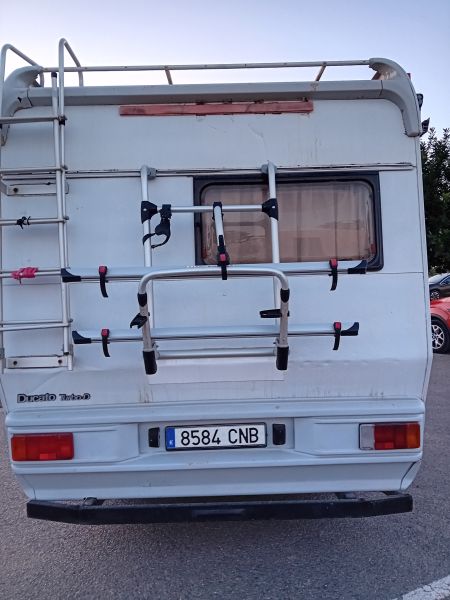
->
165;427;176;449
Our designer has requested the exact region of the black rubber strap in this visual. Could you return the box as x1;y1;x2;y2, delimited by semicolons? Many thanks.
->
260;309;283;319
347;259;368;275
72;331;91;344
329;259;338;291
130;313;148;329
217;234;230;281
150;204;172;249
143;350;157;375
61;268;81;283
341;322;360;336
333;321;342;351
98;265;108;298
101;328;110;357
276;346;289;370
16;216;31;229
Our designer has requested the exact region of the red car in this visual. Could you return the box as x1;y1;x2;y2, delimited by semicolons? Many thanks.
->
431;298;450;353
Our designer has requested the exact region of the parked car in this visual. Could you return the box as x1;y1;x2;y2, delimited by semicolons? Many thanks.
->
429;273;450;300
430;298;450;353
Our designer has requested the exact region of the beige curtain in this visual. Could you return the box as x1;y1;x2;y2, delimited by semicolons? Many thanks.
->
201;181;374;264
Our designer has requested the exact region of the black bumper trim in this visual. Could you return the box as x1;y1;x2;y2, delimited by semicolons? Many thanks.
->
27;493;412;525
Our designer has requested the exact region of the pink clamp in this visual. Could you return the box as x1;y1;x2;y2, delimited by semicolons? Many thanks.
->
11;267;39;283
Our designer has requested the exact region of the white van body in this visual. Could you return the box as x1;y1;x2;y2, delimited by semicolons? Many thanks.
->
0;41;431;522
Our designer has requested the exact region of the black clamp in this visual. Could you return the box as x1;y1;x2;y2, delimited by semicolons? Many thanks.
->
333;321;342;351
98;265;108;298
130;314;148;329
217;234;230;280
262;198;279;220
141;201;159;224
347;259;368;275
260;308;283;319
16;216;31;229
101;328;110;357
329;258;338;291
143;204;172;249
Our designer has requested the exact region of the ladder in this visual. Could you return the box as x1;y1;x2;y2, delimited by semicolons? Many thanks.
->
0;39;81;371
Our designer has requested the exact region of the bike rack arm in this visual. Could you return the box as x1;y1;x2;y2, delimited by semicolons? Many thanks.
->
133;266;290;375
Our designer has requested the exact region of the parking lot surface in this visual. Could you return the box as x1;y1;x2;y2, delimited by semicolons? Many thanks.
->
1;356;449;600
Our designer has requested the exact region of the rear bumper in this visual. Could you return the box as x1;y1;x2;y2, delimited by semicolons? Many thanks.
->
27;492;413;524
7;399;424;501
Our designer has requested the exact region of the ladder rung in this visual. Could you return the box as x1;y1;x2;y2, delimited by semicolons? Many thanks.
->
0;167;64;175
6;355;69;369
0;269;60;280
0;116;60;125
158;348;275;359
0;319;62;325
0;217;67;227
0;322;70;333
73;322;359;344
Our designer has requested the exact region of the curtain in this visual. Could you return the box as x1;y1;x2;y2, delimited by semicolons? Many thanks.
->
201;181;374;264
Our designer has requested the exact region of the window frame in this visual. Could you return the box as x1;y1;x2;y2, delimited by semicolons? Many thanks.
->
193;171;383;272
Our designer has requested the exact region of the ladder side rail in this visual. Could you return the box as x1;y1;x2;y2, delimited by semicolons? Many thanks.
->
140;166;156;327
58;39;83;171
51;73;72;368
262;162;281;309
0;44;44;371
140;166;153;268
266;162;280;264
58;38;83;112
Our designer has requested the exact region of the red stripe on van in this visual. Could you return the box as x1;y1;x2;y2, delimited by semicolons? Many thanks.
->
119;100;313;117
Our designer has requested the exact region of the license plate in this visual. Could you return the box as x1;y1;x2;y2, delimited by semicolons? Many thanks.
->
165;423;266;450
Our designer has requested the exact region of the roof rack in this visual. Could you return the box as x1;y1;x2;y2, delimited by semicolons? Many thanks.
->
40;59;376;86
1;39;421;137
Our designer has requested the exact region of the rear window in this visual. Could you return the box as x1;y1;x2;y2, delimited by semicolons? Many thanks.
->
199;179;376;265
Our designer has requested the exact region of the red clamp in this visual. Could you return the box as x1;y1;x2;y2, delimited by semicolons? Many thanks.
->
11;267;39;283
101;328;110;357
333;321;342;351
99;265;108;298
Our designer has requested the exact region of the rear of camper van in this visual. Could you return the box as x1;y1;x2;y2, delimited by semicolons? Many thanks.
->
0;40;431;523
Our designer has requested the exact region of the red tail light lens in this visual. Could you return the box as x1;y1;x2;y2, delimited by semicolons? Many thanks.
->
360;423;420;450
11;433;74;461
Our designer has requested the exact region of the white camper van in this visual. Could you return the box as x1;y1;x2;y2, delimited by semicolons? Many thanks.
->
0;40;431;523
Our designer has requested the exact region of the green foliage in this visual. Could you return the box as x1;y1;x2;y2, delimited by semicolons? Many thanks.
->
421;128;450;273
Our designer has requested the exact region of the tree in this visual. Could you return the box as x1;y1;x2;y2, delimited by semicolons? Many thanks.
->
421;128;450;273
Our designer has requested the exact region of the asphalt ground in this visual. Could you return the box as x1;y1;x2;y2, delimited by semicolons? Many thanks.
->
1;356;449;600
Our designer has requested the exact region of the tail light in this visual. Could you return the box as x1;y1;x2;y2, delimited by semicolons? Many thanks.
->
11;433;74;461
359;423;420;450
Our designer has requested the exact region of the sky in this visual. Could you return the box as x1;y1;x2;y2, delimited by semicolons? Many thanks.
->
1;0;449;133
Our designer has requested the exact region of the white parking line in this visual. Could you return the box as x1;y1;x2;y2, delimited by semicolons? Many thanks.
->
395;575;450;599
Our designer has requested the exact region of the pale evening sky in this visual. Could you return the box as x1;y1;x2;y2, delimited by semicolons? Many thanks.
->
1;0;449;133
